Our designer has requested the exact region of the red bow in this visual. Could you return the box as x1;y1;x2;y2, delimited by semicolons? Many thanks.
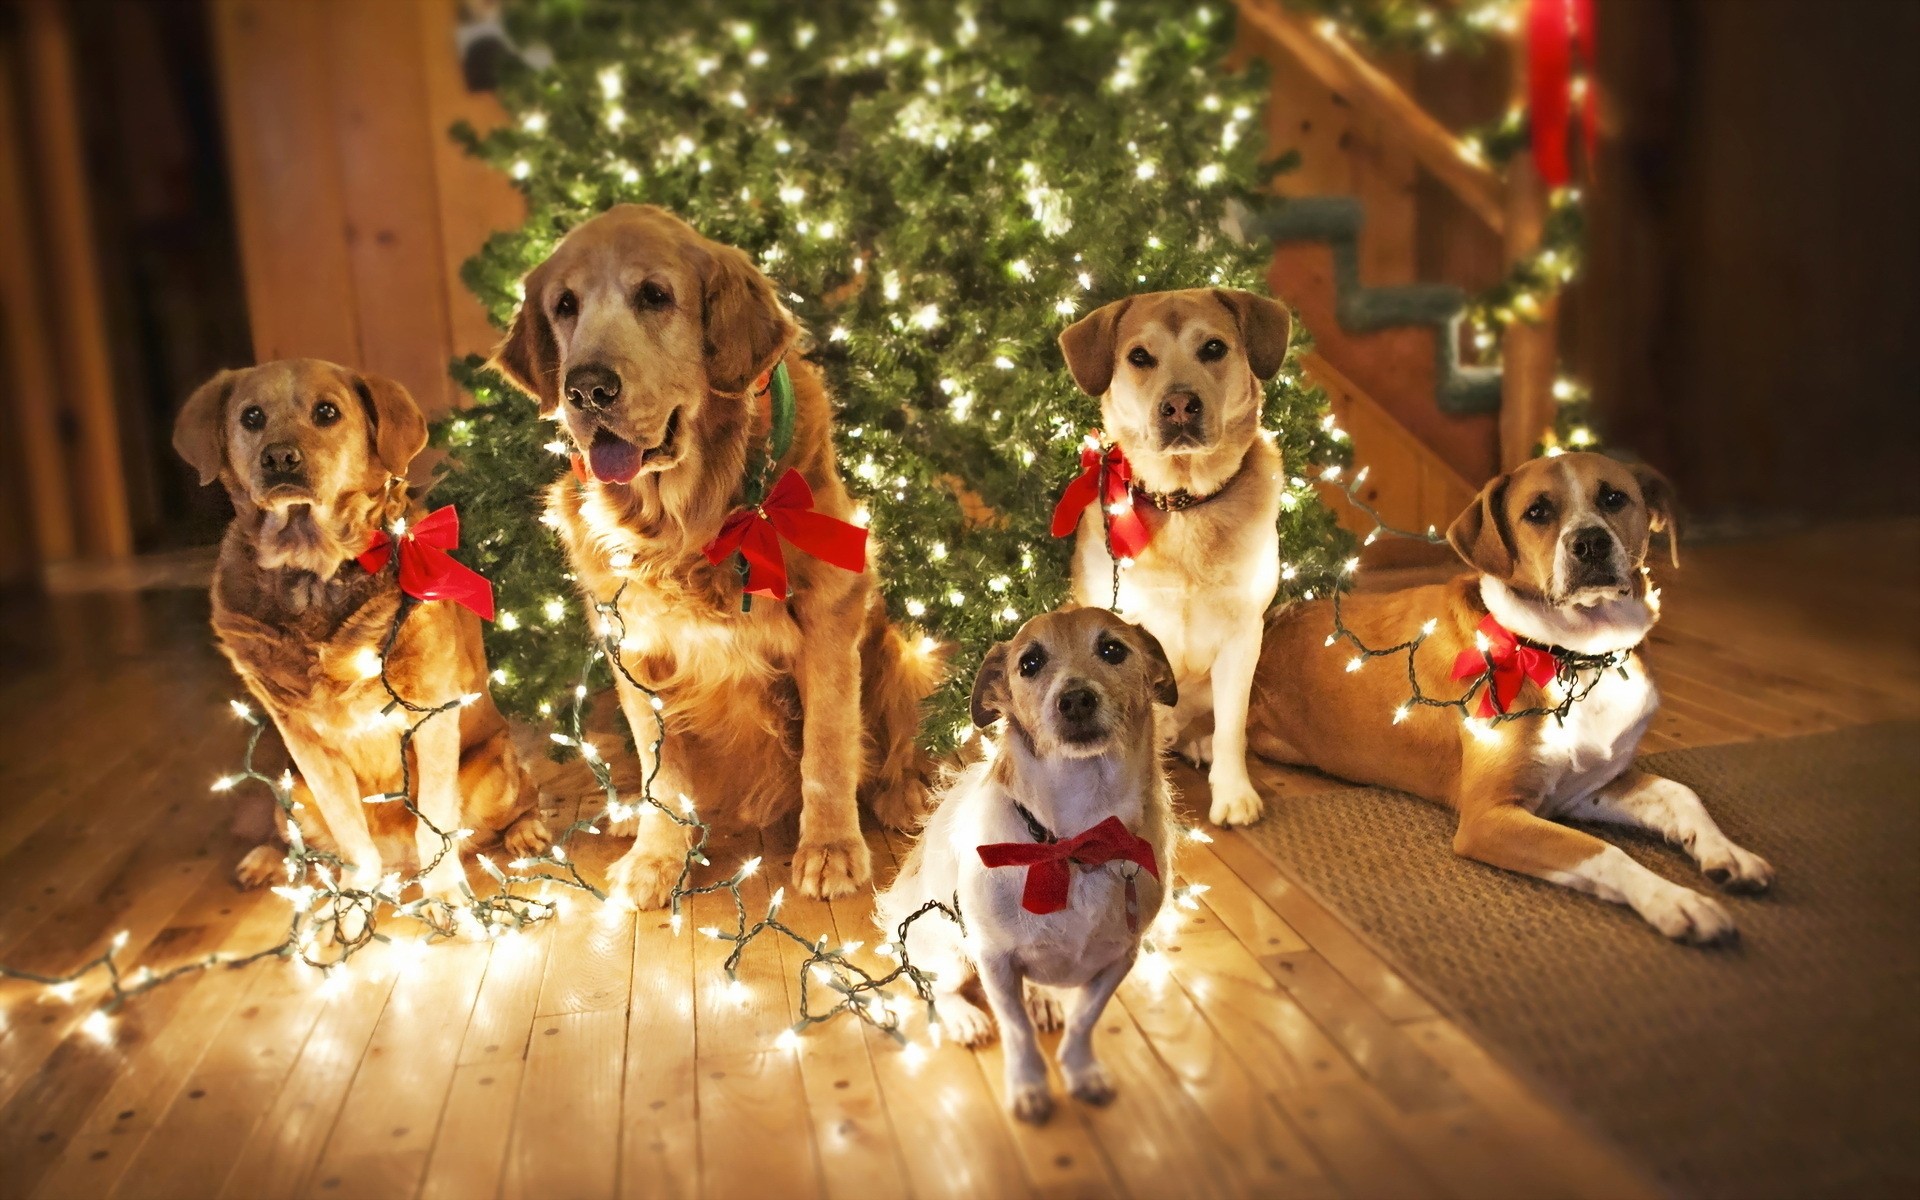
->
1528;0;1596;188
977;816;1160;916
357;506;496;621
1452;614;1558;718
1051;439;1151;560
701;468;868;600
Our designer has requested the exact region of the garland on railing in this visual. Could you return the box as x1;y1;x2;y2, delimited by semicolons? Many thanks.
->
3;536;1215;1052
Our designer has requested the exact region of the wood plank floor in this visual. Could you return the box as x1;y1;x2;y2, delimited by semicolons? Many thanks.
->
2;520;1915;1200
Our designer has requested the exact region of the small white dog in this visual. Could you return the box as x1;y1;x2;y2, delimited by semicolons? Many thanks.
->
876;607;1176;1124
1055;288;1292;827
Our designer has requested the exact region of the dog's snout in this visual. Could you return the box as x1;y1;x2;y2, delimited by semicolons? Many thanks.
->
1157;391;1203;426
1057;686;1100;722
1570;525;1614;565
565;364;623;410
258;442;303;475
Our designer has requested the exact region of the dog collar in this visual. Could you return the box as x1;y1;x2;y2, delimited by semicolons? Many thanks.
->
1135;484;1220;513
1451;612;1634;718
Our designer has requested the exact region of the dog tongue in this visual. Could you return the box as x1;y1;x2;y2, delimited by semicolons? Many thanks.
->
587;433;641;484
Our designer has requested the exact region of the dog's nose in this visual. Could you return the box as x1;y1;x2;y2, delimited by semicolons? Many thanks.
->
565;364;622;410
1057;687;1099;721
1570;525;1614;564
1157;391;1203;426
259;443;303;475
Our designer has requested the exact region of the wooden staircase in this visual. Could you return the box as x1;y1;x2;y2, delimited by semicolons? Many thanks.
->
1233;0;1564;552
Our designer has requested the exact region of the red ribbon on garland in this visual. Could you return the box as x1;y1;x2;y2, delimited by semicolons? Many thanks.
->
1051;439;1152;560
1528;0;1596;188
701;467;868;600
1451;613;1558;718
357;506;496;621
977;815;1160;916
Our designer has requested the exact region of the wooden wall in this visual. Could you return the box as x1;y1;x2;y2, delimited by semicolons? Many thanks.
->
209;0;522;434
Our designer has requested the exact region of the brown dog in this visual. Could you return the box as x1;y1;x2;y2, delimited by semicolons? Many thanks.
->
174;359;547;901
491;204;934;906
1251;452;1773;943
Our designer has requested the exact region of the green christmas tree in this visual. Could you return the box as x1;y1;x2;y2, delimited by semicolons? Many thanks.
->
432;0;1350;750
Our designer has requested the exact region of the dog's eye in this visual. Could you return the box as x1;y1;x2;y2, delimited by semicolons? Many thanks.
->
1598;484;1629;511
312;401;340;426
637;281;673;309
554;290;578;319
1017;646;1047;677
1126;347;1155;369
1198;337;1228;362
240;405;266;431
1097;637;1129;665
1522;498;1554;525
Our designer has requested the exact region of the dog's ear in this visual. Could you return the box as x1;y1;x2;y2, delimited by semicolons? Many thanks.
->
1129;621;1180;709
970;641;1013;729
1447;472;1516;578
702;241;796;395
351;372;428;478
1631;461;1681;568
174;369;238;486
493;264;562;415
1212;289;1293;380
1058;297;1132;397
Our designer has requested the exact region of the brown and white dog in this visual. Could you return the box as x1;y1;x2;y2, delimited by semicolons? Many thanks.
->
1057;289;1291;827
174;359;547;901
491;205;934;906
877;607;1175;1123
1251;452;1774;942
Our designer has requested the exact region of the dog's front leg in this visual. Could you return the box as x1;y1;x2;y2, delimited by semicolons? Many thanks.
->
280;729;380;941
1206;617;1266;826
1574;769;1774;892
1056;954;1131;1106
606;674;690;911
977;951;1051;1123
792;630;873;899
409;706;466;903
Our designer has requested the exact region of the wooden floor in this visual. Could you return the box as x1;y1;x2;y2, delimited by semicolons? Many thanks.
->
1;521;1915;1200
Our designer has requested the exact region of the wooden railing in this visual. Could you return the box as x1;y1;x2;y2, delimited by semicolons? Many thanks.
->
1236;0;1561;472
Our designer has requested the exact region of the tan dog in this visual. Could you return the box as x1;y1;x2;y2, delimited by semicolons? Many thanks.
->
491;204;933;906
877;607;1175;1123
1251;452;1774;943
174;359;547;901
1058;289;1291;827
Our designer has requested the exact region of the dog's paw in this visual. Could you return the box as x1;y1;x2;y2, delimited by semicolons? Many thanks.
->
869;775;935;833
1700;842;1773;894
599;809;641;839
1178;734;1214;770
1640;883;1737;945
1065;1061;1117;1107
235;844;287;890
1025;983;1064;1032
609;850;683;911
504;813;553;860
1008;1081;1055;1125
793;836;872;901
1208;777;1265;827
934;994;996;1047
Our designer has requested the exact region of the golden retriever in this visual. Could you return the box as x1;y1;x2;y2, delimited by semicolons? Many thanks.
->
174;359;548;902
490;204;934;906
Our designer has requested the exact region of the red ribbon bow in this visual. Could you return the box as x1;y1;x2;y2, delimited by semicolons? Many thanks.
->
356;506;496;621
701;468;868;600
977;816;1160;916
1528;0;1596;188
1051;439;1151;560
1452;614;1558;718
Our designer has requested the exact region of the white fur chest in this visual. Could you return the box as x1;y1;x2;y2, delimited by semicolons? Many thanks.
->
1539;654;1658;808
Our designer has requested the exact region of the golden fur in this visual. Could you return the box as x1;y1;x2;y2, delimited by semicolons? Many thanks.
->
491;205;934;907
174;359;546;898
1251;452;1773;942
1057;288;1291;827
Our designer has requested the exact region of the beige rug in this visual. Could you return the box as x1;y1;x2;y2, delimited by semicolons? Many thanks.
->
1237;724;1920;1199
